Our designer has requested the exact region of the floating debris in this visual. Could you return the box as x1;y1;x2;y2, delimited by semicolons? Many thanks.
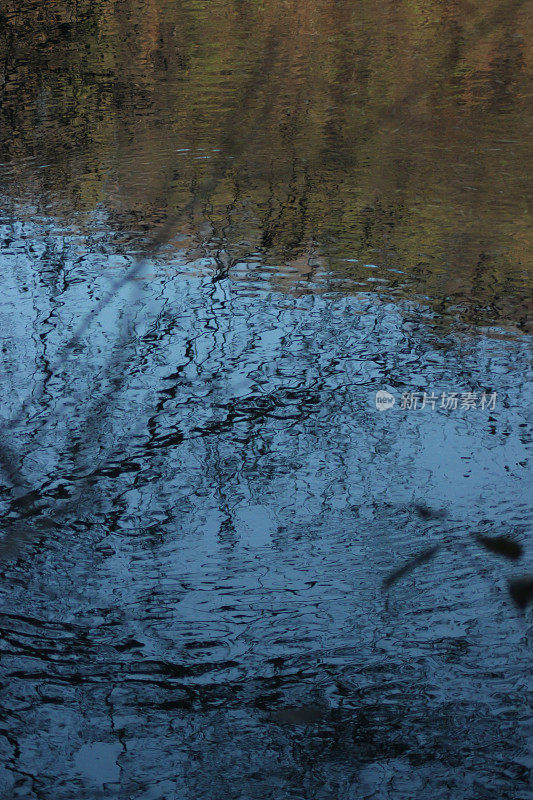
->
413;505;447;520
473;533;523;560
383;545;440;589
508;575;533;609
270;705;327;725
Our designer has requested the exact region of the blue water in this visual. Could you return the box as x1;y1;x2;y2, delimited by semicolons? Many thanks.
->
0;214;531;799
0;0;532;794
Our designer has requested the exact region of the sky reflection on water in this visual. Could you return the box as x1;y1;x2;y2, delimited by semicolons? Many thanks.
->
0;1;532;798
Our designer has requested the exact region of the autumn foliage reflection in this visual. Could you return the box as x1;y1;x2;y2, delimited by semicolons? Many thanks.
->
1;0;531;327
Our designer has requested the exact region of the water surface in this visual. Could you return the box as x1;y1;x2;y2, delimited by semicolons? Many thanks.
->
0;2;532;798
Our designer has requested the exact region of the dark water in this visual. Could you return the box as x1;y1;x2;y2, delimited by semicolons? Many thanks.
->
0;2;532;798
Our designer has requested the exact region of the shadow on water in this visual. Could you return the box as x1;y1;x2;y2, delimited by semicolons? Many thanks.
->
0;2;532;799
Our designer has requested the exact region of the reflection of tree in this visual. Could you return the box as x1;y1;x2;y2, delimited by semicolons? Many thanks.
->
0;0;531;326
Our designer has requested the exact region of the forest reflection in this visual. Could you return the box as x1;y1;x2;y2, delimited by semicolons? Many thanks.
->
0;0;531;328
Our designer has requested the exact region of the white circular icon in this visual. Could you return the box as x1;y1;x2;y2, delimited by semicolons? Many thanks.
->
375;390;395;411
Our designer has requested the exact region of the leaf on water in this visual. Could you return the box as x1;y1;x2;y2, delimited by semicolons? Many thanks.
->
473;533;523;560
508;575;533;610
383;544;440;590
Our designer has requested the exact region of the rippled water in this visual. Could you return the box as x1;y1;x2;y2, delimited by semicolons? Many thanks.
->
0;2;532;799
